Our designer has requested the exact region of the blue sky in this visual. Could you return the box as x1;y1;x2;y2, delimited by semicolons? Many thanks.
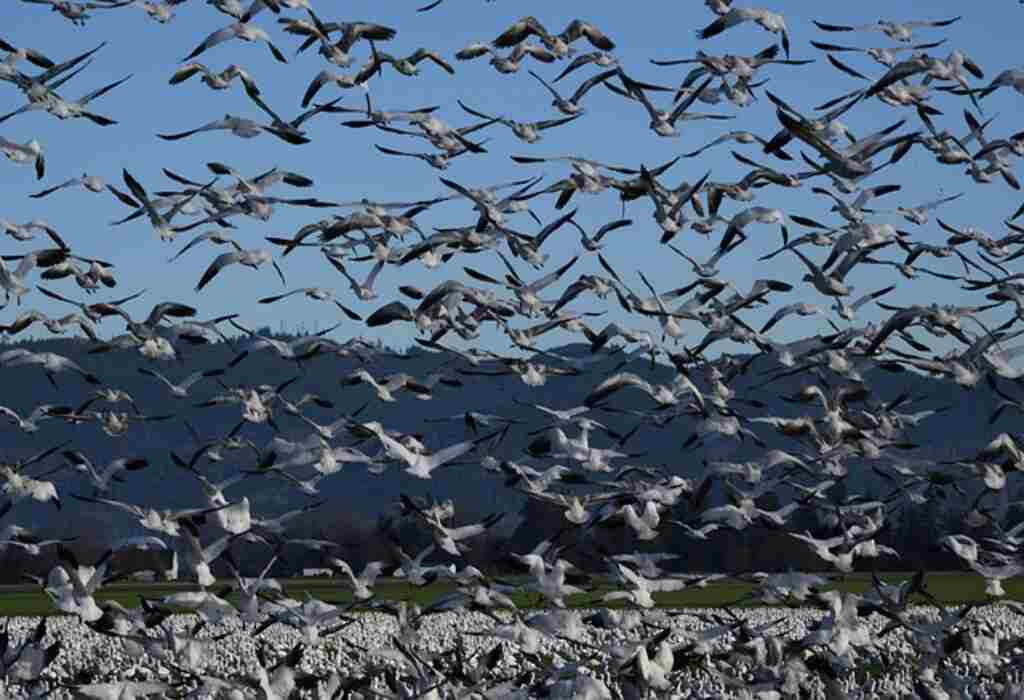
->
2;0;1023;356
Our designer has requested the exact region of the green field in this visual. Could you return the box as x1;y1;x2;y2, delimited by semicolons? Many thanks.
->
1;571;1017;618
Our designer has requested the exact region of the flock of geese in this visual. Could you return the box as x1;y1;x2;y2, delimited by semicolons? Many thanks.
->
3;0;1024;698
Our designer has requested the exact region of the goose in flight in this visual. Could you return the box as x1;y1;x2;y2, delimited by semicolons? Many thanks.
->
682;130;778;159
527;68;617;118
258;286;361;319
340;369;438;403
327;558;386;600
586;371;705;412
758;301;822;333
552;50;619;82
493;17;616;58
389;543;451;586
786;248;852;297
0;309;96;342
1;218;61;243
20;0;134;26
324;254;383;301
455;42;556;74
336;94;441;130
697;7;792;58
300;63;379;107
245;463;327;497
57;450;148;494
170;457;253;522
72;494;231;538
177;517;246;587
284;11;397;68
120;169;213;242
717;206;787;251
0;40;106;110
169;62;260;95
375;112;494;157
0;38;55;72
373;143;478;171
137;367;224;398
602;562;692;609
616;72;725;138
0;618;61;683
157;113;312;145
761;88;859;156
566;218;632;253
458;100;579;144
1;348;100;385
377;48;454;77
409;506;504;556
773;107;917;180
833;284;896;321
135;0;176;23
239;0;309;22
226;319;338;367
0;137;44;179
195;247;284;292
42;548;115;623
183;21;288;64
810;38;947;68
201;159;315;193
372;426;502;480
29;173;105;199
416;0;496;10
651;44;809;87
894;192;964;225
0;251;43;305
168;230;239;263
204;0;276;21
0;70;132;127
811;183;901;224
812;16;962;43
862;50;984;100
464;251;578;317
978;69;1024;98
436;176;523;231
0;403;70;433
244;90;343;143
1;468;60;510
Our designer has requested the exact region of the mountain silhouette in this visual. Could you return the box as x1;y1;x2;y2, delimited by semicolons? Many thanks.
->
0;331;1007;537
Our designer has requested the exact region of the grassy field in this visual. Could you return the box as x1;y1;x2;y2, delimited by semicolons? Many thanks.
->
1;571;1018;618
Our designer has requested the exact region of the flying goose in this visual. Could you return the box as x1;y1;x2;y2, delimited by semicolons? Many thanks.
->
455;42;556;74
29;173;105;199
458;100;580;143
698;7;792;58
183;21;288;64
169;62;260;95
195;248;285;292
813;16;962;43
0;137;44;179
529;68;617;116
157;113;311;145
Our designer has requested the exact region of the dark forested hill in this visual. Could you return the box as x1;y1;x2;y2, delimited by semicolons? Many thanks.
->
0;331;1009;547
